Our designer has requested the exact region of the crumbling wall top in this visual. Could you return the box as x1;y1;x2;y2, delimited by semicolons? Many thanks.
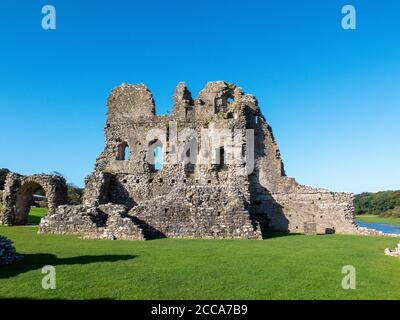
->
107;83;155;122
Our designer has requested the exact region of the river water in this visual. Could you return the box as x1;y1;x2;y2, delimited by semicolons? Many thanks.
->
355;219;400;235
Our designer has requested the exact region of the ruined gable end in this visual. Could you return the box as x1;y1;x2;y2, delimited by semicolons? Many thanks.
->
106;83;155;123
196;81;238;114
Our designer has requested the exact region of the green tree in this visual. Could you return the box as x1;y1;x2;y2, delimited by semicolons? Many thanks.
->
67;183;84;205
354;190;400;217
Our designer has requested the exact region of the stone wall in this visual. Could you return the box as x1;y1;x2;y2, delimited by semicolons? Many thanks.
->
39;204;145;240
0;173;68;225
129;185;261;239
0;235;23;266
39;81;357;239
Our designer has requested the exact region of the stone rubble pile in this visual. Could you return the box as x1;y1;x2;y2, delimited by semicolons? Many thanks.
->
384;242;400;256
39;203;145;240
357;226;400;237
0;235;23;266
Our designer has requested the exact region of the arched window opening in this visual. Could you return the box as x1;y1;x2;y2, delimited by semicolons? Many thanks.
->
148;139;164;171
215;93;235;113
216;146;226;171
185;106;195;120
154;146;163;171
182;138;197;165
183;138;197;176
117;142;130;161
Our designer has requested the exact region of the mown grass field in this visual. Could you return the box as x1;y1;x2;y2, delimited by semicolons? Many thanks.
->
0;205;48;225
356;214;400;226
27;207;48;225
1;225;399;300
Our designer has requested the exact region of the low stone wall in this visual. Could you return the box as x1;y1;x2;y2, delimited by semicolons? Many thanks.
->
385;242;400;256
357;226;400;237
39;204;145;240
271;188;357;234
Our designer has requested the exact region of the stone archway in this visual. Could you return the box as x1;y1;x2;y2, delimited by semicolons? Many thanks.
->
0;173;68;226
15;181;47;225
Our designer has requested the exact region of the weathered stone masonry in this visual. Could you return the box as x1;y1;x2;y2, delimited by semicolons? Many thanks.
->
0;173;67;225
36;81;358;239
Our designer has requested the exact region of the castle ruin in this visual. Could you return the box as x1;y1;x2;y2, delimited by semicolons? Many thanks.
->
1;81;357;239
0;173;67;225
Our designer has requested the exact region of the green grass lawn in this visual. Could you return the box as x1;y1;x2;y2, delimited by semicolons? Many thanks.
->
27;207;48;225
0;226;399;300
356;214;400;226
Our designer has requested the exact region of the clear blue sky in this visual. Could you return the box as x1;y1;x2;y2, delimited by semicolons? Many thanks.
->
0;0;399;193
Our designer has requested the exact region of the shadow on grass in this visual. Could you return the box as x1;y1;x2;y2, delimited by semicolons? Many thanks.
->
263;232;303;239
0;254;136;279
0;298;115;301
27;217;42;225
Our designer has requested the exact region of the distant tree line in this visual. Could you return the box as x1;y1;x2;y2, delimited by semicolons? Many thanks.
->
0;168;83;205
48;171;84;205
354;191;400;218
67;183;84;205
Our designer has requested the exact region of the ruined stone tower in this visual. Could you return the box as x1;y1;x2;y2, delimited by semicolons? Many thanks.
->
38;81;357;239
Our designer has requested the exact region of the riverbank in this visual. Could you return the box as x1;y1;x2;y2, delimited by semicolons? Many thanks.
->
356;214;400;226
